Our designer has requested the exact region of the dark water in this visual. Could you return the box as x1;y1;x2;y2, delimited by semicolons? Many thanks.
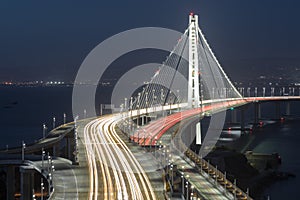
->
0;86;73;148
253;120;300;199
1;86;300;199
224;102;300;199
0;86;112;148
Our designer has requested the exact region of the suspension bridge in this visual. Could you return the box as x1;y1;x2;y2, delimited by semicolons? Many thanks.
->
78;13;300;200
4;13;300;200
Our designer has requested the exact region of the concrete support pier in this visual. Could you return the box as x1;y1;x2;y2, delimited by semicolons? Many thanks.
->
286;101;291;116
254;102;261;124
240;109;245;131
52;143;60;157
6;166;15;200
275;102;281;119
231;109;237;123
66;137;73;160
20;166;35;200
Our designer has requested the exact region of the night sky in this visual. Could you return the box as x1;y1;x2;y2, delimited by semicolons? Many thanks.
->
1;0;300;82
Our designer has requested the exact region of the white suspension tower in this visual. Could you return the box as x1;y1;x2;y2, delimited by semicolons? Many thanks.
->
188;13;202;145
188;13;201;108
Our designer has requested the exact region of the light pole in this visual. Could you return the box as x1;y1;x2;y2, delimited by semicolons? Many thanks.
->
43;123;47;139
170;164;174;187
152;89;155;107
63;113;66;124
176;89;180;111
191;185;194;200
32;189;36;200
215;165;218;183
234;179;237;200
52;117;56;129
124;98;127;111
271;87;275;96
41;178;44;200
255;87;257;97
247;87;251;97
181;172;185;199
200;155;203;173
21;141;25;161
42;148;45;172
137;126;140;144
84;109;87;118
186;178;189;200
137;93;141;126
241;87;244;97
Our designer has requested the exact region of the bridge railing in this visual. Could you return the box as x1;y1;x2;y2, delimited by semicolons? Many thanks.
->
171;127;252;200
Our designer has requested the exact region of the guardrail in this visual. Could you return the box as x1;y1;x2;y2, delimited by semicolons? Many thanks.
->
171;127;252;200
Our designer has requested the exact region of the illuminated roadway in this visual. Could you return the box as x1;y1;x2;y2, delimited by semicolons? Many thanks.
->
132;96;300;145
83;115;157;200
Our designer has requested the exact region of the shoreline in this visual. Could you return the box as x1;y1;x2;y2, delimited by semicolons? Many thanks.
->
218;118;299;199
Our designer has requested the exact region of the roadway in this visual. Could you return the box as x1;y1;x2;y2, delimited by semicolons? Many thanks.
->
131;98;247;145
83;115;157;200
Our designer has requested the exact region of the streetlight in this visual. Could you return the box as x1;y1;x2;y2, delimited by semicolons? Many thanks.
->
200;155;203;173
215;165;218;183
84;109;87;118
234;179;237;200
152;89;155;107
292;87;295;96
63;113;66;124
161;89;164;116
41;148;45;172
21;141;26;161
191;185;195;200
181;172;185;198
137;126;140;144
124;98;128;110
186;179;189;200
43;124;47;139
137;93;141;126
52;117;56;129
170;164;174;187
41;178;44;200
271;87;275;96
255;87;257;97
32;189;36;200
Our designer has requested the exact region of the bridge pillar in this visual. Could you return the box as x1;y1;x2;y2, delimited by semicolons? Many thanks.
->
196;122;202;145
254;102;261;124
275;102;281;119
20;166;35;200
6;166;15;200
187;14;200;108
141;115;144;126
240;109;245;131
286;101;291;116
231;109;237;123
66;137;73;160
52;143;60;157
